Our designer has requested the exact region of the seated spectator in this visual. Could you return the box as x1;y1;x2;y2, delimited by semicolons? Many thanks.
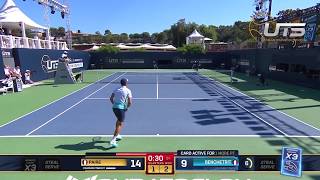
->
0;28;5;35
8;66;20;79
2;65;11;87
4;65;10;78
14;66;22;79
24;70;34;84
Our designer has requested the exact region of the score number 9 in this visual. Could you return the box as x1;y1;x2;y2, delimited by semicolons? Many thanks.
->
176;158;191;169
181;159;188;167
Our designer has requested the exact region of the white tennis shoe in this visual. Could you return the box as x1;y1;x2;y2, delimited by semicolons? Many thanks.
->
109;140;118;148
116;134;122;141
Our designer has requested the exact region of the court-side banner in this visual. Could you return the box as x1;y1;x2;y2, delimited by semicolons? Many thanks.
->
304;15;318;42
13;48;90;81
90;52;226;69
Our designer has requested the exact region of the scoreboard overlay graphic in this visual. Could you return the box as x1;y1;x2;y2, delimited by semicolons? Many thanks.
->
0;150;319;175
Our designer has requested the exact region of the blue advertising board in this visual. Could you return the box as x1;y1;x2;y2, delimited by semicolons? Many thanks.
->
304;15;318;42
13;48;90;82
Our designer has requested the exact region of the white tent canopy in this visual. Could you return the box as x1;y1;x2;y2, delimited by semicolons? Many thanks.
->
187;29;204;38
0;0;47;30
186;29;205;46
186;29;214;49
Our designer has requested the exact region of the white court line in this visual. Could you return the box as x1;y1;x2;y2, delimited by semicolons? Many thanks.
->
25;72;126;136
119;74;191;77
0;72;118;129
86;97;213;100
199;74;288;136
204;73;320;133
156;73;159;99
116;70;195;73
0;134;319;138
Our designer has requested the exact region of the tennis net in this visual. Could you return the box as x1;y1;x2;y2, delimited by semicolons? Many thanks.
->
84;70;232;84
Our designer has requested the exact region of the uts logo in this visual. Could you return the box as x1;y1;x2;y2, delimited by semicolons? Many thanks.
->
41;55;59;73
249;20;306;40
2;50;11;57
263;23;306;38
176;58;187;63
108;58;119;64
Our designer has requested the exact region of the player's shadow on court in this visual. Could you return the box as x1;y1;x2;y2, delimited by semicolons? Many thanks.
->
55;140;116;151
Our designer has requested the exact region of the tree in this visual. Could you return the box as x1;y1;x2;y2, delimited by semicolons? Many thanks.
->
216;25;233;42
68;20;254;46
277;9;296;18
111;34;120;43
177;44;205;54
151;33;158;43
104;29;112;36
119;33;129;42
50;27;58;37
198;24;218;42
155;32;169;44
141;32;151;42
170;19;187;47
129;33;143;42
50;27;65;37
186;22;198;36
25;29;33;38
97;45;120;53
57;27;65;37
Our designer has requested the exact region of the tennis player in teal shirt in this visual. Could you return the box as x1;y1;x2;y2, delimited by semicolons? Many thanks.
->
109;78;133;147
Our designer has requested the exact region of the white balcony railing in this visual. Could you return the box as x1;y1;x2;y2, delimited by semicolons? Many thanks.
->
0;35;68;50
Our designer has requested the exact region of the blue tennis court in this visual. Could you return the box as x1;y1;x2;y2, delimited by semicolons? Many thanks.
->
0;71;320;137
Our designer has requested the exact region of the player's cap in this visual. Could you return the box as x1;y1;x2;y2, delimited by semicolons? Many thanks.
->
120;78;128;86
63;51;68;54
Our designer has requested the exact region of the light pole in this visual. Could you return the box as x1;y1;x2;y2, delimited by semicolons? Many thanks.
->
268;0;273;20
27;0;71;48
